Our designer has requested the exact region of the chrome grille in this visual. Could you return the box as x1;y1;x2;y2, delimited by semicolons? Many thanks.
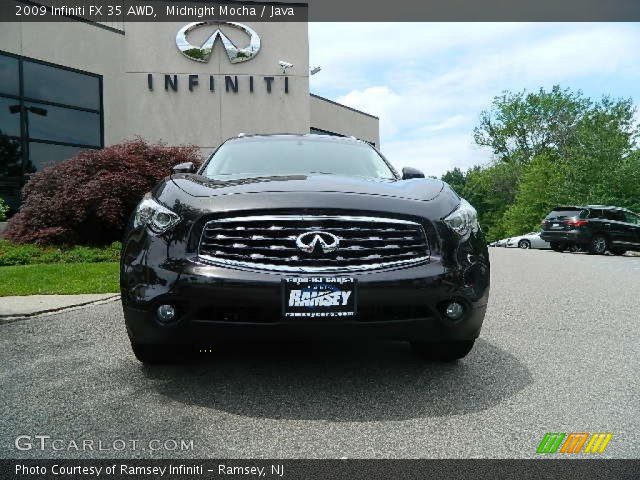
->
198;215;430;272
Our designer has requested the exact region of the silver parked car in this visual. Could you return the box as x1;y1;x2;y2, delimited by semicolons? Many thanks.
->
506;231;550;249
490;238;510;247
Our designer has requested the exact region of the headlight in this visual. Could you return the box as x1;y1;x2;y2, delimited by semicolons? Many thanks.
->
443;199;479;237
133;198;180;234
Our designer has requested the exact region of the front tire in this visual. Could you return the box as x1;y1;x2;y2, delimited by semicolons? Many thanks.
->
411;340;475;362
589;234;609;255
130;342;191;364
518;239;531;249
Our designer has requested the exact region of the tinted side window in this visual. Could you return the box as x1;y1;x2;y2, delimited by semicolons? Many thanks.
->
587;209;603;219
624;212;640;225
26;142;86;174
604;210;625;222
23;61;101;110
0;96;21;136
0;54;19;96
0;133;22;177
25;102;101;146
0;53;103;218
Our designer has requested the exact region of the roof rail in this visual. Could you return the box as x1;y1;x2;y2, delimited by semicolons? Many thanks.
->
586;204;623;210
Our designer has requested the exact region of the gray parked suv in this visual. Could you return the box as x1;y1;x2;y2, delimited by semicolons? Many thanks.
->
540;205;640;255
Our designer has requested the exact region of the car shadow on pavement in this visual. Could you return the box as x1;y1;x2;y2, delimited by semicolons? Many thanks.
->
141;338;532;422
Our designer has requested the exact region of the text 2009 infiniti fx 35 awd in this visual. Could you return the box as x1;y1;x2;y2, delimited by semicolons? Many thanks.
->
121;134;490;363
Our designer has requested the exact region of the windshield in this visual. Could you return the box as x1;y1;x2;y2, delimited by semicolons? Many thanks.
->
203;137;396;180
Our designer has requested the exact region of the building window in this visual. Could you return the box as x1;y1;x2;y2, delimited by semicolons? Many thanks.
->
0;51;103;216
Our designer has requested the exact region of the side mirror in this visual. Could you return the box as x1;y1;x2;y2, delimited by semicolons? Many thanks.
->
171;162;195;175
402;167;425;180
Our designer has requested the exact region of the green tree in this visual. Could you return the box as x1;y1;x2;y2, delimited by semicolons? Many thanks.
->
462;163;522;240
474;86;590;163
441;163;522;240
499;155;567;235
443;86;640;241
560;97;639;205
441;167;466;194
473;86;637;165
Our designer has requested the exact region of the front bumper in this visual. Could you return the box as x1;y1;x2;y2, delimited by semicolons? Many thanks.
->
122;259;489;345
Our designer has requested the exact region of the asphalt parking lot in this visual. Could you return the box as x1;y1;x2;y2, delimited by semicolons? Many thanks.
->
1;248;638;459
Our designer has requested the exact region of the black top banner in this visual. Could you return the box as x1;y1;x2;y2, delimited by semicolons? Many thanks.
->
3;0;640;22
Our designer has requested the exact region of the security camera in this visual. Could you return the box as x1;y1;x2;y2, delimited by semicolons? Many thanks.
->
278;61;293;74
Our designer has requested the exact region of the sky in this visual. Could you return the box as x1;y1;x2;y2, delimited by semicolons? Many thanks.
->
308;23;640;178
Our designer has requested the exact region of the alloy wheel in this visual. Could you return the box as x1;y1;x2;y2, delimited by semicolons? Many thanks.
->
592;236;607;254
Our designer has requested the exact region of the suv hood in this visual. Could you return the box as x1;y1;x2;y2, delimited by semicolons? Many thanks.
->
170;174;444;202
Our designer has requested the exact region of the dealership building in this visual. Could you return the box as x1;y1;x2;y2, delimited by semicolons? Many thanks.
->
0;13;380;212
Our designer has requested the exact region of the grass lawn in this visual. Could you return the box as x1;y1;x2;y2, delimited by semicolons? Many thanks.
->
0;262;119;296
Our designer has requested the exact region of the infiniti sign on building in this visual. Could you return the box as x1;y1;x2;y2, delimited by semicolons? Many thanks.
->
147;21;289;95
0;7;380;213
176;21;261;63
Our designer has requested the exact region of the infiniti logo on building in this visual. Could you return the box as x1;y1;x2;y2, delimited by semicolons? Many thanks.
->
176;21;261;63
296;232;340;254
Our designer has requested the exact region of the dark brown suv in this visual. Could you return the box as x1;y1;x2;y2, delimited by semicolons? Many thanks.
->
540;205;640;255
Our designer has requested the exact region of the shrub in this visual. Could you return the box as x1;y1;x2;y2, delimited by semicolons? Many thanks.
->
4;139;201;245
0;239;121;266
0;240;42;266
0;197;8;222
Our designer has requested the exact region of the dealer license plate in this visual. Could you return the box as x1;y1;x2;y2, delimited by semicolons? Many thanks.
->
282;277;357;318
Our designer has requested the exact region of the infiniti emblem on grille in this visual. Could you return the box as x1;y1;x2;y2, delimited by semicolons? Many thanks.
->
295;231;340;254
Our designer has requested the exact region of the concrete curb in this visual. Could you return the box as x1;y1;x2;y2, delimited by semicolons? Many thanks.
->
0;294;120;325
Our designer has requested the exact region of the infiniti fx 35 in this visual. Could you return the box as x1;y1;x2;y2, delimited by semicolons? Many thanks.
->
120;134;490;363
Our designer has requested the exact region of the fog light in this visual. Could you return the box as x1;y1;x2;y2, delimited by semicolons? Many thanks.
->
156;304;176;324
444;302;465;320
